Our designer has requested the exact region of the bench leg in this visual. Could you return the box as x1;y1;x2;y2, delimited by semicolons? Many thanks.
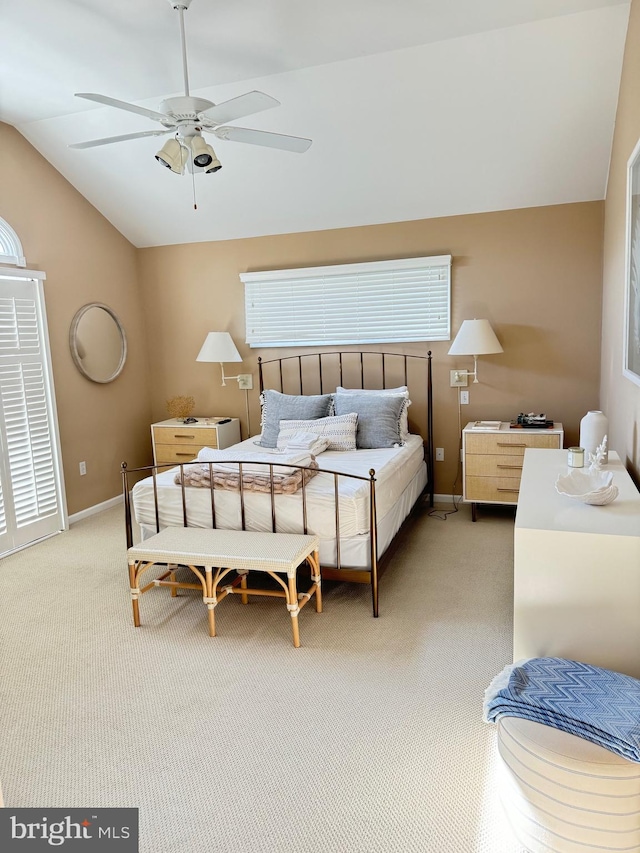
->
309;549;322;613
205;567;216;638
240;570;249;605
287;575;301;648
170;564;177;597
129;561;141;627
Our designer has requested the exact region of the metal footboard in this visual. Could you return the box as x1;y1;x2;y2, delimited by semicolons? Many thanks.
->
122;460;384;615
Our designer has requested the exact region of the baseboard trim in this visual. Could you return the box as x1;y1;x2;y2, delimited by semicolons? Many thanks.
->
69;495;122;525
433;493;462;504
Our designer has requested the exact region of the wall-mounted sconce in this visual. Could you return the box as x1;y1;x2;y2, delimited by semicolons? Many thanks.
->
196;331;252;388
448;319;503;384
196;331;253;436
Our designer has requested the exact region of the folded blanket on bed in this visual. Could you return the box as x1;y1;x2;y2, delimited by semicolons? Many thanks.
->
196;447;312;475
175;457;319;494
483;657;640;762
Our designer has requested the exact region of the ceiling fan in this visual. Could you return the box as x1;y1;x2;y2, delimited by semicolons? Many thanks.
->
69;0;312;177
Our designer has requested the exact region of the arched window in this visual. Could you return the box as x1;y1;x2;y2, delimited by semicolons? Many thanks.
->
0;218;26;267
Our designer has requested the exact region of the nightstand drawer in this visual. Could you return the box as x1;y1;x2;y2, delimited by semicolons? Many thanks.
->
465;454;524;478
150;418;241;466
465;476;521;504
154;445;203;464
465;432;560;455
153;426;219;448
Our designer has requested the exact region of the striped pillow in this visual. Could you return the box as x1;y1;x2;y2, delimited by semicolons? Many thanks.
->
277;413;358;452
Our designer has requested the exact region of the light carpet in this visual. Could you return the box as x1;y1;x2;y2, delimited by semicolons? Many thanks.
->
0;502;525;852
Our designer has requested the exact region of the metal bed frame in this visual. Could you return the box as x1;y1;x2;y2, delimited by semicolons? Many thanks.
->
122;350;433;617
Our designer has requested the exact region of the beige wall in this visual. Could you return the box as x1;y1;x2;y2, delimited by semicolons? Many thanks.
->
602;0;640;483
139;201;603;494
0;123;152;515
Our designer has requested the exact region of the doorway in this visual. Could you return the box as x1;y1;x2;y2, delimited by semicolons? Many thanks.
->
0;268;67;556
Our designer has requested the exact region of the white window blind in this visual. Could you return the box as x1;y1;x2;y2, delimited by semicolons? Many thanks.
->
241;255;451;348
0;270;66;555
0;361;58;527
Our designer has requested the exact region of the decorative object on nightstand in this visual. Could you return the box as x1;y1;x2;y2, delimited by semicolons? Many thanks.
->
151;417;241;465
579;410;609;463
448;318;503;384
166;395;196;422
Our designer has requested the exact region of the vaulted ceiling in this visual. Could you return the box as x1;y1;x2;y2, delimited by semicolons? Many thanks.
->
1;0;630;247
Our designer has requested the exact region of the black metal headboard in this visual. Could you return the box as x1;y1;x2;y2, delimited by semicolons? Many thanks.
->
257;350;434;507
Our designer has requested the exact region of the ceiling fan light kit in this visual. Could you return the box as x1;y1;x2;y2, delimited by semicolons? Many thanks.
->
155;138;188;173
69;0;311;194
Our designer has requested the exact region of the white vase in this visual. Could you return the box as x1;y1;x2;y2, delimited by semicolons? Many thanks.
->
579;410;608;463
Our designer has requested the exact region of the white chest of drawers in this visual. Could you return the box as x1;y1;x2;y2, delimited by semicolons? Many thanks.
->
151;418;241;465
462;422;564;520
514;449;640;678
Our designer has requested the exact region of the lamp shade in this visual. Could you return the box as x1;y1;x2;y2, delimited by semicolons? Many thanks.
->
447;319;503;356
196;332;242;363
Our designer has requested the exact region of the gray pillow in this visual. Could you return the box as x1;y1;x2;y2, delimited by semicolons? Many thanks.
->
257;389;334;448
333;393;405;449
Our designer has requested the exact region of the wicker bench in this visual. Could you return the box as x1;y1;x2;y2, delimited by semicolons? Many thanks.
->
126;527;321;647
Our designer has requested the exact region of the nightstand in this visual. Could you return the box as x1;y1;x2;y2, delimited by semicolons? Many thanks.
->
462;421;564;520
151;418;241;465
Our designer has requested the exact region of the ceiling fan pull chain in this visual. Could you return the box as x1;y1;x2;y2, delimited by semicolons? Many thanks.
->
191;148;198;210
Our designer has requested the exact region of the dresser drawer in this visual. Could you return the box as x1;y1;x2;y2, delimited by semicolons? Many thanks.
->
153;426;219;448
465;432;560;455
465;476;521;504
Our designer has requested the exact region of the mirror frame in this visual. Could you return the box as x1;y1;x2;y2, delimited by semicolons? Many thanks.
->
625;136;640;388
69;302;127;384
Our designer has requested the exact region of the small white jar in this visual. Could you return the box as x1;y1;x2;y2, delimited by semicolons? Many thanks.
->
568;447;585;468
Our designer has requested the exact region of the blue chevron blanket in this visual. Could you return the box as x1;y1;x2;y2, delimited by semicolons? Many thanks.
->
483;657;640;763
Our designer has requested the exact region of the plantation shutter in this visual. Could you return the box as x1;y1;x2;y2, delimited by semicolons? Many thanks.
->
241;255;451;348
0;270;66;555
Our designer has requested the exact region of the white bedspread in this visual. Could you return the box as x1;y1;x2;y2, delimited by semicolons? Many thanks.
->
132;434;426;540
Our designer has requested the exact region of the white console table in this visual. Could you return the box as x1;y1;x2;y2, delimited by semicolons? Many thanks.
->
514;449;640;678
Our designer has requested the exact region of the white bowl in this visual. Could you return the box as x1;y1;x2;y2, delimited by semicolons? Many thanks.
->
555;469;619;505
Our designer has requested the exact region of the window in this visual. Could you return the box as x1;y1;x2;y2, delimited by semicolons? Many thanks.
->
0;220;26;267
0;266;67;556
241;255;451;348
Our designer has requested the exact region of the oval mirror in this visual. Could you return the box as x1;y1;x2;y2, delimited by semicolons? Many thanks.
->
69;303;127;383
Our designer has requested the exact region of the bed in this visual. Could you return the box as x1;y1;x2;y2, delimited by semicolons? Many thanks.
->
122;351;434;616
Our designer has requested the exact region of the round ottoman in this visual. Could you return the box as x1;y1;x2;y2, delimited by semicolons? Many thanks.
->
497;716;640;853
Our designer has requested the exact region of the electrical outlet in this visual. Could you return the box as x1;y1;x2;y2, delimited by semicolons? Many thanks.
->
435;447;444;461
237;374;253;390
450;369;468;387
460;390;469;405
79;461;86;476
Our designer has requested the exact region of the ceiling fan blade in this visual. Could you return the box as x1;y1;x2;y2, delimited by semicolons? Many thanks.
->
213;125;312;153
199;91;280;126
75;93;171;124
69;129;172;150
